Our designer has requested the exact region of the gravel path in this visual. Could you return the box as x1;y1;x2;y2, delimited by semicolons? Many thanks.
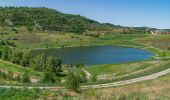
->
1;68;170;90
81;68;170;89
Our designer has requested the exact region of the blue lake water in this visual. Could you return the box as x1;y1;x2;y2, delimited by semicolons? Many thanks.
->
31;46;154;65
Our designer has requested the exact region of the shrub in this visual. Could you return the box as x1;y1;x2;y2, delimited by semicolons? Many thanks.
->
1;46;11;60
2;71;7;79
20;50;32;67
15;75;21;82
74;63;85;68
7;71;14;81
10;48;23;64
22;73;31;83
41;72;56;83
91;74;97;82
65;72;80;92
79;70;87;83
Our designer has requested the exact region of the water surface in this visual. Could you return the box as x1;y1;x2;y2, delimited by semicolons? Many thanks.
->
32;46;154;65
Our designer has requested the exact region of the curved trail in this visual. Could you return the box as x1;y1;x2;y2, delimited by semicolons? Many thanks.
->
82;68;170;89
1;68;170;90
82;69;92;80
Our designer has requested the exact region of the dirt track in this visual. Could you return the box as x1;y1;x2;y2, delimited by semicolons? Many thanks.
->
1;68;170;90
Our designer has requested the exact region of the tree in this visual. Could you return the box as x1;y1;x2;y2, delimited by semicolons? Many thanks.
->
10;48;23;64
65;72;80;92
46;56;55;72
30;54;47;71
20;50;32;67
1;46;11;60
70;19;85;33
46;57;62;74
52;58;62;72
22;73;31;83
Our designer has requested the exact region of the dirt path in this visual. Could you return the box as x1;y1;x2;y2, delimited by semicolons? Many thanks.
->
81;68;170;89
1;68;170;90
82;69;92;80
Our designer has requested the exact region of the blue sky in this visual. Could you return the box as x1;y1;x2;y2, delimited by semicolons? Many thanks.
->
0;0;170;29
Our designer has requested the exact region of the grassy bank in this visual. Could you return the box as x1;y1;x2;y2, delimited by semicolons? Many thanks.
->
0;60;43;79
82;72;170;100
83;60;170;85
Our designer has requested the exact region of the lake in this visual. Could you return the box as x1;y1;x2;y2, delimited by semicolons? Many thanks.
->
31;46;154;65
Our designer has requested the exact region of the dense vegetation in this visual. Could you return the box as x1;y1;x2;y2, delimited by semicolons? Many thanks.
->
0;7;125;33
0;46;64;83
0;7;156;34
0;45;84;92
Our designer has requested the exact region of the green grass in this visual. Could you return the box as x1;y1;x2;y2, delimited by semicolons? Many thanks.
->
85;61;151;76
83;60;170;85
135;34;170;50
2;31;149;49
0;87;80;100
0;88;42;100
82;73;170;100
0;60;43;79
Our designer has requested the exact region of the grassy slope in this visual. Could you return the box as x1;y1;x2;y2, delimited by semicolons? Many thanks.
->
83;73;170;100
1;71;170;100
0;60;43;79
84;60;170;84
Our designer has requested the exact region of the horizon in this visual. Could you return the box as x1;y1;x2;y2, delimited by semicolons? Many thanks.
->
0;0;170;29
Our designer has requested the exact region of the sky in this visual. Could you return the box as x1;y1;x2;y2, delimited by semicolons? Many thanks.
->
0;0;170;29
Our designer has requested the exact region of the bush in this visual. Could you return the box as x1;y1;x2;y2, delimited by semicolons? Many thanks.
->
10;48;23;64
65;72;80;92
15;75;21;82
79;70;87;83
74;63;85;68
7;71;14;81
41;72;56;83
0;70;3;77
22;73;31;83
2;71;7;79
20;50;32;67
91;74;97;82
1;46;11;60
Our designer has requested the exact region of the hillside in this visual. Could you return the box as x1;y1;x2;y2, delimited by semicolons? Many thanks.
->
0;7;125;33
0;7;157;34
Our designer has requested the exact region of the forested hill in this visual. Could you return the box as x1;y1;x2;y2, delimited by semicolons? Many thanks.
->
0;7;122;33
